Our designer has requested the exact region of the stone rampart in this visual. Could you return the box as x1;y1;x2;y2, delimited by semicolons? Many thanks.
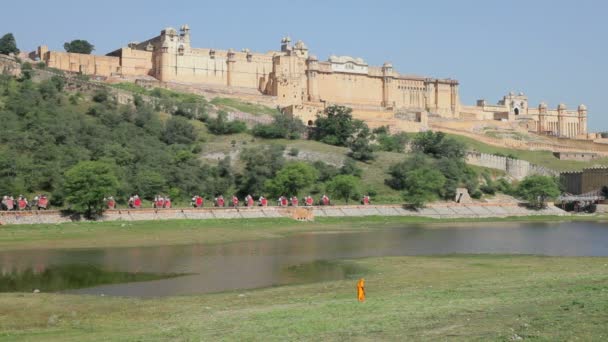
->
433;125;608;155
0;203;567;226
466;152;558;179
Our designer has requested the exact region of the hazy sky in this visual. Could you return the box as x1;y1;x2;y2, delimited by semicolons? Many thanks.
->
3;0;607;130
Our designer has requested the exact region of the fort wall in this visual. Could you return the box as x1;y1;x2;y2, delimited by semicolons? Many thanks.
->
29;25;588;137
466;152;558;179
118;48;153;76
554;152;599;161
561;167;608;195
33;25;461;128
316;71;384;106
43;50;120;76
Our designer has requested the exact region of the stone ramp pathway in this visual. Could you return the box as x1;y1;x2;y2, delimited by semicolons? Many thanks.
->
0;204;570;225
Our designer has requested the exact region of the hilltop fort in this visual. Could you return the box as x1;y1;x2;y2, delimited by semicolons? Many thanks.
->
29;25;593;140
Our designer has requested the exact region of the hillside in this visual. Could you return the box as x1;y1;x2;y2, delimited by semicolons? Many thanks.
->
110;81;608;173
0;70;575;209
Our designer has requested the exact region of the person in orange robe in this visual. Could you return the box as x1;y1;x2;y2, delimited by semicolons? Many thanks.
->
357;278;365;302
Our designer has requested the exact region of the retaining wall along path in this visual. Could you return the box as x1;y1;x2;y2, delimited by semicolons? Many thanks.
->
0;203;568;226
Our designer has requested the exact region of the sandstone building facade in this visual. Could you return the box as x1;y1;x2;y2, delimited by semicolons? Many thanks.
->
461;92;587;138
33;25;587;136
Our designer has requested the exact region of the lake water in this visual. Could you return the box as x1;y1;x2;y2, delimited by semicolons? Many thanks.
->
1;221;607;297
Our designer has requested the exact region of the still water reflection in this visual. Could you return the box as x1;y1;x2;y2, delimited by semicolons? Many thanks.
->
1;221;607;297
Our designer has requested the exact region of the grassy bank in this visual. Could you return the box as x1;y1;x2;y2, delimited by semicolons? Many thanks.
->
1;254;607;340
0;215;606;251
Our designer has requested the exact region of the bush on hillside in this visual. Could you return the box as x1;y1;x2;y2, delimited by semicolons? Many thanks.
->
252;114;306;140
207;111;247;135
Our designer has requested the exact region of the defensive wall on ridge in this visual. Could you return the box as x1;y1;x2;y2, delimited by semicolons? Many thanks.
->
434;125;608;155
0;203;567;226
466;152;558;180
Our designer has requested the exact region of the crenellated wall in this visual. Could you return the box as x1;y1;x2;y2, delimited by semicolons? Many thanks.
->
43;50;120;76
561;167;608;195
466;152;558;179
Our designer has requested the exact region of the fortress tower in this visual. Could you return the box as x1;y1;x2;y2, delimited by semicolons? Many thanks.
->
538;102;548;134
578;104;587;135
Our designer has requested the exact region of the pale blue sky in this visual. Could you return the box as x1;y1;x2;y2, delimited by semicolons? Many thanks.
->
3;0;607;130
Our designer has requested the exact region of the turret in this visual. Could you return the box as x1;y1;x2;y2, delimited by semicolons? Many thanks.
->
557;103;567;137
280;36;292;53
161;27;178;45
161;40;169;53
578;104;587;135
382;62;393;75
180;24;191;47
578;104;587;116
293;40;308;58
157;27;178;81
381;62;393;107
537;102;548;134
306;55;319;101
226;48;236;87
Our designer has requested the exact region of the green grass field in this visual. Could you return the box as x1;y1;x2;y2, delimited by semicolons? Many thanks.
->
2;217;608;340
1;254;607;341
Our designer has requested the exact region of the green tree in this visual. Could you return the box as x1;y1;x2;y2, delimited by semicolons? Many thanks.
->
376;131;409;153
265;162;318;197
252;114;306;139
38;76;65;100
436;157;478;199
402;168;446;208
340;158;363;177
163;116;197;145
207;111;247;135
132;170;167;199
411;131;466;159
313;105;368;146
516;175;561;209
63;40;95;54
64;161;118;218
326;175;362;203
0;33;19;55
385;154;433;190
236;145;285;196
312;160;339;182
348;123;375;161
